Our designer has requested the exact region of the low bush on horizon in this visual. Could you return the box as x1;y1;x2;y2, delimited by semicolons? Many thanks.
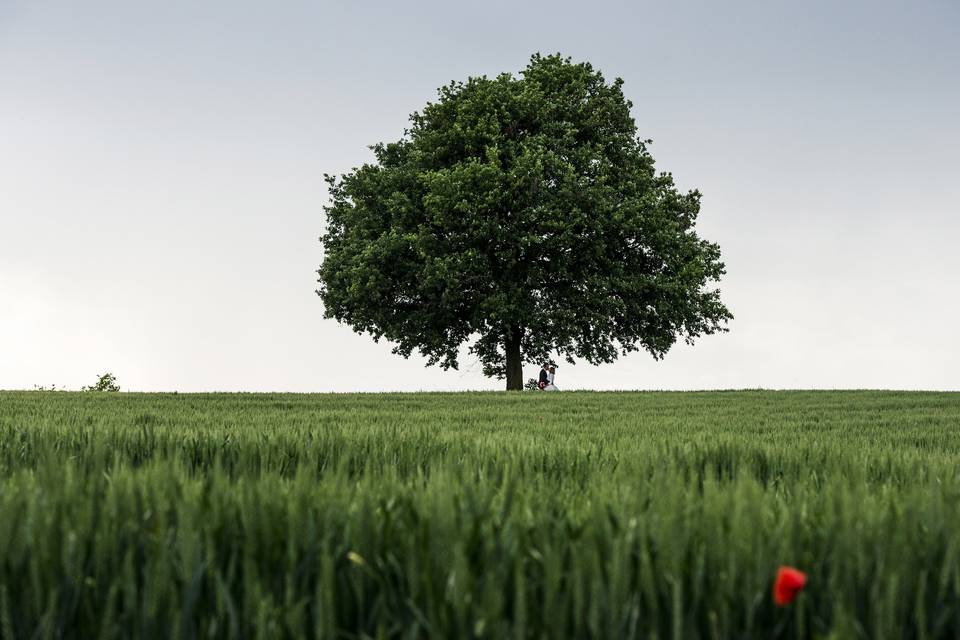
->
0;390;959;638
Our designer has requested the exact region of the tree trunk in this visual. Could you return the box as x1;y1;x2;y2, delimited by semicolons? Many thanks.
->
505;328;523;391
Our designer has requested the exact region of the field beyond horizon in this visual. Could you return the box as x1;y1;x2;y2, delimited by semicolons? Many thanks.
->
1;390;959;639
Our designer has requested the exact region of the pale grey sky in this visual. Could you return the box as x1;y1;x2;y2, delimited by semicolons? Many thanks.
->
1;0;958;392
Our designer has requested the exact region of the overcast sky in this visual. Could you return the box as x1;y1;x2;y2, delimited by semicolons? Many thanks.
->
1;0;958;392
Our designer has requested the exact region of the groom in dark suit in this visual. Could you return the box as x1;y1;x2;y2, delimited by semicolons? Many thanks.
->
538;363;549;390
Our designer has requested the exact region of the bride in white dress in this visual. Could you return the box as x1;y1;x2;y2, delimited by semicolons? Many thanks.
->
544;365;559;391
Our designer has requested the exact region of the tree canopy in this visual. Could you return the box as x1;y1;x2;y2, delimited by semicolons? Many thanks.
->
318;53;732;390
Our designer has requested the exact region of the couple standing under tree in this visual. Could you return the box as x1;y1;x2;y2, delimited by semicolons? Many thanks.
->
538;364;559;391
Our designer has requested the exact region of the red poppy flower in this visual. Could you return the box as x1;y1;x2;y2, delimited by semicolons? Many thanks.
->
773;566;807;606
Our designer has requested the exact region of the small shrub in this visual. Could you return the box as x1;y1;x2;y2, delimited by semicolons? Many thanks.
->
82;373;120;392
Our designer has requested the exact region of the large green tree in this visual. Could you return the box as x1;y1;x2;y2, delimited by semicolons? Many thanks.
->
319;54;732;390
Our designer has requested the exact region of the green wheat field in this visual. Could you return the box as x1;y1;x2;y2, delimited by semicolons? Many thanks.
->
1;390;959;639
